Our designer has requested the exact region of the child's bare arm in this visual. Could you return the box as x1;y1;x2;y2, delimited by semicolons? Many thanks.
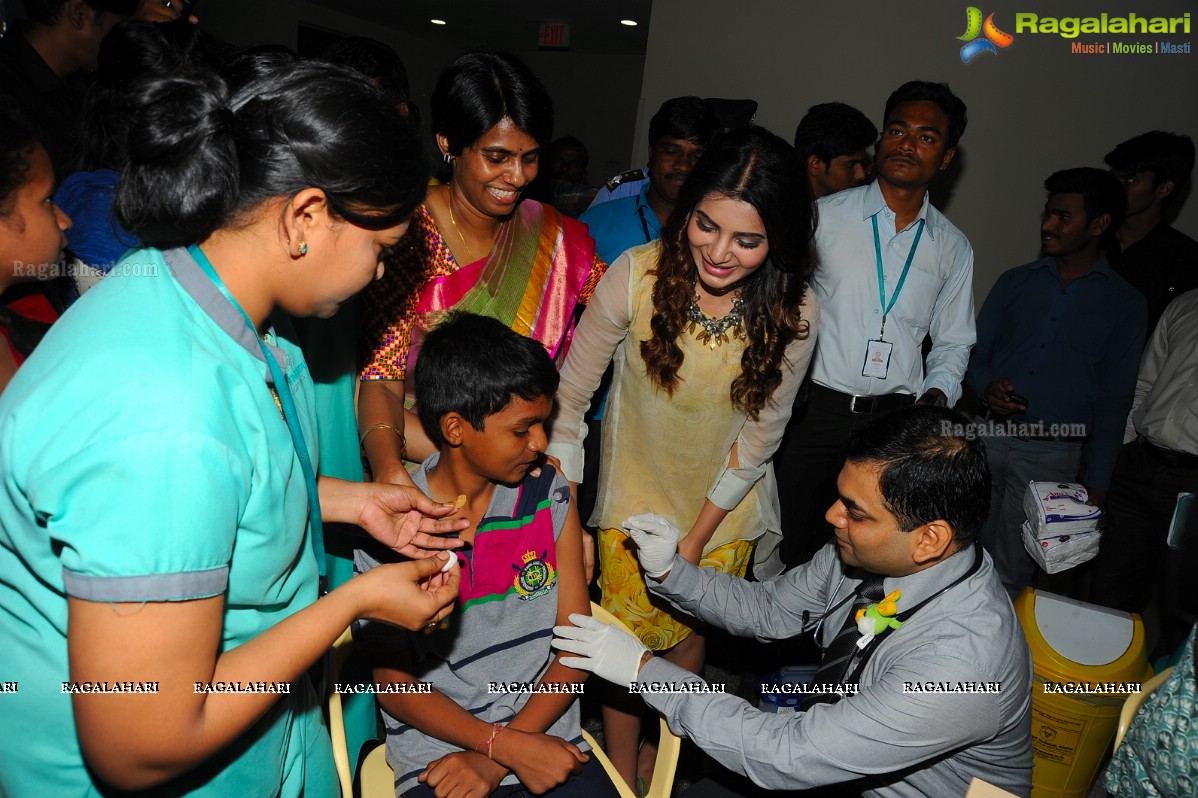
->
372;649;586;796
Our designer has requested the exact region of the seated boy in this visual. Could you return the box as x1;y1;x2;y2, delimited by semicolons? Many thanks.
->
355;313;616;798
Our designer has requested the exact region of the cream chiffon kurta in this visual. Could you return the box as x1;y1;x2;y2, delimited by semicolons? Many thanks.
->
548;242;819;578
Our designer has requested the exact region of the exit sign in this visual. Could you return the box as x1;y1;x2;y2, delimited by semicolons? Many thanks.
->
538;22;570;49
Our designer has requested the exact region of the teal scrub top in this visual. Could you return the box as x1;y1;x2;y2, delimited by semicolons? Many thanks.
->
0;247;335;797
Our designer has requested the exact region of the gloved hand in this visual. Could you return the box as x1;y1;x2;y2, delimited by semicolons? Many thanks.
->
622;513;680;578
552;613;649;687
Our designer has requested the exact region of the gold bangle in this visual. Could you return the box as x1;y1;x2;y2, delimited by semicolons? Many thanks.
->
360;422;406;453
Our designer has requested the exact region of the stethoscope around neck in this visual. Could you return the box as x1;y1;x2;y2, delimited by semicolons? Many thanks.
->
804;542;985;654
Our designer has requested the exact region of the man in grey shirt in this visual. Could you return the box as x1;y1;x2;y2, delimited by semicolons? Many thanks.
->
554;406;1032;797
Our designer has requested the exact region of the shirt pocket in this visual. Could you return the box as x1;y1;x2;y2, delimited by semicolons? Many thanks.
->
891;264;944;336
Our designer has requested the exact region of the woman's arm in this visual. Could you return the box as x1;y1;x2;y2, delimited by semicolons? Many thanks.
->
705;297;821;519
357;380;416;487
70;555;458;791
547;253;633;484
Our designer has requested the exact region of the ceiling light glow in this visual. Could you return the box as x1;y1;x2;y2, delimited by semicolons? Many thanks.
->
431;18;447;25
620;19;638;26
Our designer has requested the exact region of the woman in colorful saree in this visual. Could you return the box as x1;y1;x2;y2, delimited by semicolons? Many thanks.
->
358;51;605;487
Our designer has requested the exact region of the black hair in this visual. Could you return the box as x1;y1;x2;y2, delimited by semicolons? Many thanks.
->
883;81;968;150
0;108;75;356
0;108;38;217
431;51;553;153
322;37;411;103
793;102;877;164
549;136;588;165
644;125;814;418
1104;131;1195;193
22;0;136;26
845;406;990;547
648;96;720;149
414;312;559;449
218;45;296;95
114;60;428;248
76;18;218;171
1044;167;1127;245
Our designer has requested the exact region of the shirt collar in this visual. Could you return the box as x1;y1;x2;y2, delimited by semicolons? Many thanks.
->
1033;251;1114;280
163;246;290;378
636;181;662;234
861;180;936;241
849;543;980;610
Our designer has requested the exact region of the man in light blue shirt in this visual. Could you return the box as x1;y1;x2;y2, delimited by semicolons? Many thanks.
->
579;98;719;264
968;168;1145;594
776;81;976;569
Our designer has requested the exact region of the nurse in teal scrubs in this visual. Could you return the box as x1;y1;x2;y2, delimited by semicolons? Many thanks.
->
0;63;465;797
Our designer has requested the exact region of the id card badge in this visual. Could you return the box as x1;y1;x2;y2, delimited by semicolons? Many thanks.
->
862;339;893;378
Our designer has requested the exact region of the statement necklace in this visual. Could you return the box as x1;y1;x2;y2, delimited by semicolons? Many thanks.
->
686;289;746;349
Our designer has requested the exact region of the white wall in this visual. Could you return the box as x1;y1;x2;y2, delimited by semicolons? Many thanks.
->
197;0;645;189
638;0;1198;298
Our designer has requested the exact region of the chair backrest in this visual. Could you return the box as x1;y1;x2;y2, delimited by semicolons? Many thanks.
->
328;626;356;798
359;744;396;798
1113;666;1174;751
585;602;683;798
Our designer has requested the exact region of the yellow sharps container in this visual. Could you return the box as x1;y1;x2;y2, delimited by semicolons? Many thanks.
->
1014;588;1150;798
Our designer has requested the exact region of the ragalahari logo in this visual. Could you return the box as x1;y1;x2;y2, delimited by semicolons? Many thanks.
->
958;7;1015;62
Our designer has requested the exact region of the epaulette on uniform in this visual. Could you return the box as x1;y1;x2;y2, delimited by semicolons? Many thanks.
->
605;168;648;191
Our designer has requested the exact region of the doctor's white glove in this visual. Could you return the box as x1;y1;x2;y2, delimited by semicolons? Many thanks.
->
622;513;680;579
552;613;649;687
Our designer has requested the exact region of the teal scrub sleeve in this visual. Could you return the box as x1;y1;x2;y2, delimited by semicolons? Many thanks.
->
35;429;249;602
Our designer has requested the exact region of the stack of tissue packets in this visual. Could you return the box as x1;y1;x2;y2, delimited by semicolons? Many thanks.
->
1021;481;1103;574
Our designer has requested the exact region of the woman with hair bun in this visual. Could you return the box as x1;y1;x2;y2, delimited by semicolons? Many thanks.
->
358;51;605;489
0;62;468;796
547;125;819;792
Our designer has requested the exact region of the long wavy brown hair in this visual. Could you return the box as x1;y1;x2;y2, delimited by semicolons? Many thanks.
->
640;125;815;419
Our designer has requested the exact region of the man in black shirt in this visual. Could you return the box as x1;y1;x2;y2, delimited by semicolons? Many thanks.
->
1105;131;1198;337
0;0;136;173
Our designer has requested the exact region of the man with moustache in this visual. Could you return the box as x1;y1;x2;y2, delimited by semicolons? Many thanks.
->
579;97;720;263
776;81;976;570
553;406;1033;797
967;168;1145;594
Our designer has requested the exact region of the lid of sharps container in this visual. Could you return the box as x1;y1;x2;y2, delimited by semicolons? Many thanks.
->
1034;591;1134;666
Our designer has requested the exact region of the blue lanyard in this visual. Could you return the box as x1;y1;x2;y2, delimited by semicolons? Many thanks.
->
871;215;925;339
187;244;326;577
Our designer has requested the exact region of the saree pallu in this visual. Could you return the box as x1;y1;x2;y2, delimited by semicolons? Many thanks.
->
359;199;603;386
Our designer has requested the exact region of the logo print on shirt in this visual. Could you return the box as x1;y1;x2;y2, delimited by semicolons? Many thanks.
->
513;549;556;600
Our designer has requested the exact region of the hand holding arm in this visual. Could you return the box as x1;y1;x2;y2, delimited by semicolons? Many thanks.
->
552;613;649;687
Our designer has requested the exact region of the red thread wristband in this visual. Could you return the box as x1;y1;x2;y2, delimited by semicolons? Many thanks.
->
475;722;505;759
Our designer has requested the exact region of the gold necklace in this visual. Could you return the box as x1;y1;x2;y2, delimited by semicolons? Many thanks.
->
446;196;475;262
